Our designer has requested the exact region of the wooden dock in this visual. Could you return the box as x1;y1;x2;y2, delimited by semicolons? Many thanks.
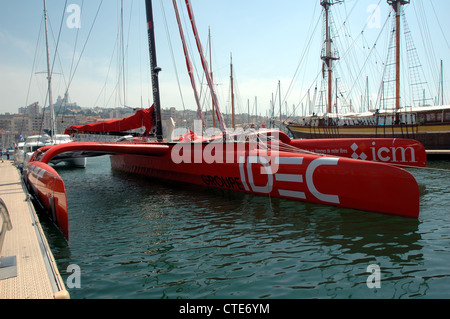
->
0;160;69;299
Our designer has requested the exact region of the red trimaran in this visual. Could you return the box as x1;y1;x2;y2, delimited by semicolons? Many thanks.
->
23;0;426;240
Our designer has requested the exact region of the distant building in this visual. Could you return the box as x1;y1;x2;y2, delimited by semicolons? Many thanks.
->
18;102;41;116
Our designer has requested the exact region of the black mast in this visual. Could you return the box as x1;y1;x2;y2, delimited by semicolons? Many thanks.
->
145;0;163;141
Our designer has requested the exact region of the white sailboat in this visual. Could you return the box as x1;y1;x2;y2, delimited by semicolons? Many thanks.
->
20;0;86;168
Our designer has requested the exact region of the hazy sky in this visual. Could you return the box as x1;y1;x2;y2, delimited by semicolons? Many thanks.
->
1;0;449;118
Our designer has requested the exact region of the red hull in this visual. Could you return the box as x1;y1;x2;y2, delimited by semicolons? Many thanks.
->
23;161;69;239
23;135;422;239
110;143;420;219
289;138;427;167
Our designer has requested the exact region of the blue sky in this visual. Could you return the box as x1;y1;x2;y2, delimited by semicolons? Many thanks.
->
1;0;449;118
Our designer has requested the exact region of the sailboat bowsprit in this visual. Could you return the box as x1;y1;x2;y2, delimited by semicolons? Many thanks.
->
22;0;424;240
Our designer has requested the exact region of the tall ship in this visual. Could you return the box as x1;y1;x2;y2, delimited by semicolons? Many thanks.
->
286;0;450;151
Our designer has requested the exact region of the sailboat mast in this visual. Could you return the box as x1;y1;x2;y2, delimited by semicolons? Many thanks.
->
320;0;340;114
230;53;235;129
172;0;206;130
441;60;444;105
184;0;227;134
43;0;55;141
145;0;163;141
279;80;282;121
325;2;332;114
388;0;409;113
209;28;216;131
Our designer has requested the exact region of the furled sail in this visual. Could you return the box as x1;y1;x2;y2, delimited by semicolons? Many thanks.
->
64;106;155;135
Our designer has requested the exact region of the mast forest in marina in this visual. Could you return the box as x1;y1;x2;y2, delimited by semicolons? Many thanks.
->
286;0;450;151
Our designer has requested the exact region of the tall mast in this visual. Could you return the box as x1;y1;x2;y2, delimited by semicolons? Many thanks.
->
230;53;235;129
209;28;216;131
145;0;163;141
278;80;282;121
440;60;444;105
43;0;55;142
388;0;410;113
172;0;206;130
320;0;340;114
184;0;227;134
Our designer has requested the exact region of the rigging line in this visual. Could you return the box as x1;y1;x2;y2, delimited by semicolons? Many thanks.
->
333;1;383;79
172;0;206;130
429;0;450;53
184;0;227;133
69;0;83;89
392;163;450;173
25;17;44;109
413;0;438;93
50;0;68;83
52;0;71;119
160;0;187;111
346;12;391;105
66;0;104;92
41;4;69;126
115;0;126;107
293;69;322;116
120;0;126;106
274;138;450;173
117;0;135;109
112;0;129;109
335;0;357;36
179;1;207;111
92;30;119;108
122;0;136;108
283;6;322;112
22;18;45;135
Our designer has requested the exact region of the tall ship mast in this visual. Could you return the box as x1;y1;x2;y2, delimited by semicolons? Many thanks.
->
389;0;410;117
286;0;450;152
320;0;341;114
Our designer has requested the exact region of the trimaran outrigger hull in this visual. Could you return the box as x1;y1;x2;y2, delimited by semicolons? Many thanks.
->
22;133;424;240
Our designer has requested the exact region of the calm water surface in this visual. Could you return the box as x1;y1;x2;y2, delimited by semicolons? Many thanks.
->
42;156;450;299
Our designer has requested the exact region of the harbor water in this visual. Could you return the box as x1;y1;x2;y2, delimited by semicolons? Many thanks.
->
42;156;450;299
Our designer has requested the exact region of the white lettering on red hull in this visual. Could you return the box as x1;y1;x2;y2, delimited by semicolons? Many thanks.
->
246;156;273;193
370;142;416;163
305;158;340;204
351;142;417;164
239;156;340;205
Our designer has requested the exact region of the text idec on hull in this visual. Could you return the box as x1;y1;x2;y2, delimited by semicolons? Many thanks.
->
109;142;420;220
